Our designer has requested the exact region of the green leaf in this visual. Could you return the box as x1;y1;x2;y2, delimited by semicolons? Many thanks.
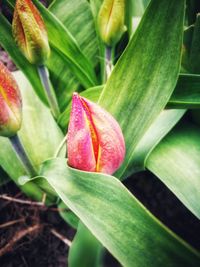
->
59;72;200;131
48;0;100;110
58;71;200;130
49;0;99;65
0;72;64;200
40;158;200;267
3;0;99;110
130;0;145;16
69;223;102;267
182;26;194;71
33;0;98;88
58;201;79;229
125;109;186;176
146;122;200;219
187;14;200;73
169;74;200;108
0;14;48;105
89;0;106;83
97;0;185;179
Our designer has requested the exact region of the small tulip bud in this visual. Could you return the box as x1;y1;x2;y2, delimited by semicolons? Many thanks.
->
98;0;126;47
67;93;125;175
0;61;22;137
12;0;50;65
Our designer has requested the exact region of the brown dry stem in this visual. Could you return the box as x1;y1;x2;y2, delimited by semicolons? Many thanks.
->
0;218;25;229
0;224;42;257
50;228;72;247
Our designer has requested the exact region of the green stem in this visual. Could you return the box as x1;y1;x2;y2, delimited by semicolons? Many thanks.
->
104;46;113;82
38;65;60;119
54;135;68;158
9;134;37;177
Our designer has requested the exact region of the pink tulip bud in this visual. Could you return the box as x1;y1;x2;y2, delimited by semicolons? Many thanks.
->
67;93;125;175
0;61;22;137
12;0;50;65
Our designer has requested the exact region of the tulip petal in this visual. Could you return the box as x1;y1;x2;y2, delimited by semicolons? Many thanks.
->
67;93;125;175
12;9;27;56
81;97;125;175
67;93;97;172
0;62;22;137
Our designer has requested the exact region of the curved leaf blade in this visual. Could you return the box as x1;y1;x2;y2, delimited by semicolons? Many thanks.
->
40;158;200;267
33;0;98;88
49;0;100;110
69;223;102;267
169;74;200;108
98;0;185;179
0;72;64;200
146;122;200;219
125;109;186;176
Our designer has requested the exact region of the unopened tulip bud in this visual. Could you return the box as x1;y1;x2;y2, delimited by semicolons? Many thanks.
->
67;93;125;175
0;61;22;137
98;0;126;47
12;0;50;65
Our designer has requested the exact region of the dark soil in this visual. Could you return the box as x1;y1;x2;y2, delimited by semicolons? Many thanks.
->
0;182;75;267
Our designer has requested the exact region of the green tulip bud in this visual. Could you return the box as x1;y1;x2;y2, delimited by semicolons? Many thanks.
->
98;0;126;47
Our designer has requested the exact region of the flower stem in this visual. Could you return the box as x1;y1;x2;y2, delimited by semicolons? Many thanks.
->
38;65;60;119
9;134;37;177
105;46;113;81
54;135;68;158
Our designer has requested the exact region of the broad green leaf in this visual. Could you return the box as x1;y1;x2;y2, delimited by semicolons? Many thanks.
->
0;14;48;105
40;158;200;267
169;74;200;108
125;0;135;37
97;0;185;179
142;0;150;7
130;0;145;16
0;72;64;200
182;26;194;71
33;0;98;88
69;223;102;267
49;0;100;110
49;0;99;65
89;0;106;83
59;71;200;130
125;109;186;176
3;0;99;111
185;15;200;73
58;201;79;229
90;0;102;15
146;122;200;219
